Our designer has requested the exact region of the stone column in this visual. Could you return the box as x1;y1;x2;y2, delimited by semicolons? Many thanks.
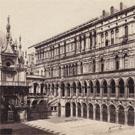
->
93;105;96;120
70;87;73;98
87;86;90;97
125;109;128;125
81;105;83;117
100;106;103;121
61;105;66;117
107;85;111;99
76;87;79;97
77;62;82;75
125;85;128;99
76;104;78;118
116;109;119;124
108;107;110;123
71;103;73;117
100;86;103;99
87;104;89;118
58;86;61;98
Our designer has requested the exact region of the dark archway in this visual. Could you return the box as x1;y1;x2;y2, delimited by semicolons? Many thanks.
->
72;82;76;96
78;82;82;96
58;103;61;117
51;84;54;96
89;103;93;119
95;80;100;96
102;104;108;122
65;102;71;117
109;105;116;123
32;100;38;108
83;103;87;118
102;80;107;96
40;84;44;94
33;83;38;94
119;79;124;97
67;83;70;97
89;81;93;96
72;102;76;117
84;81;87;96
118;105;125;124
110;79;115;97
77;102;81;117
61;83;65;97
127;106;134;126
127;78;134;97
95;104;100;120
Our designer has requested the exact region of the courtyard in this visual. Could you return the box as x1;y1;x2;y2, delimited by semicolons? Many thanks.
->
24;117;135;135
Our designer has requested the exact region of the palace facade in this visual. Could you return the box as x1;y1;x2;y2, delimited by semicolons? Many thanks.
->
28;3;135;126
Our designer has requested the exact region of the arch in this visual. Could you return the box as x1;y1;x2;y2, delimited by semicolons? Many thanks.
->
118;79;125;97
102;80;107;96
40;83;44;94
102;104;108;122
127;78;134;97
77;82;82;96
118;105;125;124
66;83;70;97
47;84;51;95
65;102;70;117
61;82;65;97
33;83;38;94
127;106;134;126
88;103;93;119
95;104;100;120
32;100;38;108
51;84;55;96
82;103;87;118
110;79;116;97
95;80;100;96
109;104;116;123
58;103;61;117
72;82;76;96
89;81;93;96
55;84;59;96
84;81;87;96
72;102;76;117
44;84;47;95
77;102;81;117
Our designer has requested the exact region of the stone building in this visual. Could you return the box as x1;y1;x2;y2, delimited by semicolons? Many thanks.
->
0;17;28;123
28;3;135;126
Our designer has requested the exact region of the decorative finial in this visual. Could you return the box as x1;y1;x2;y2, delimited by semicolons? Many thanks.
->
6;15;11;42
19;35;22;50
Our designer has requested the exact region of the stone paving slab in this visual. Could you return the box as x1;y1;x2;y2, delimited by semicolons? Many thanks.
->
24;117;135;135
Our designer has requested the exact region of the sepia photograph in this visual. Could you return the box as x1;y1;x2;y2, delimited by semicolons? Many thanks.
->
0;0;135;134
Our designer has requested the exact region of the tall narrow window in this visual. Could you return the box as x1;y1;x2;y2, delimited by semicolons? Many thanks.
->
101;58;104;72
111;29;114;45
125;25;128;38
115;55;119;70
105;31;109;46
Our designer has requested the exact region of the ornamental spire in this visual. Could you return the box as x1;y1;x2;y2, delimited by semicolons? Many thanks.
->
6;16;11;42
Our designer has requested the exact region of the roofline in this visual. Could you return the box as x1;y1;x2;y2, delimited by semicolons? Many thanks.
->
29;5;135;49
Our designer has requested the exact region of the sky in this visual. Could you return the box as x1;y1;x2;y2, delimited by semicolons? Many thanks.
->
0;0;134;51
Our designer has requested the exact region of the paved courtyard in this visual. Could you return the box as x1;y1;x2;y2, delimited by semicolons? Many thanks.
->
24;117;135;135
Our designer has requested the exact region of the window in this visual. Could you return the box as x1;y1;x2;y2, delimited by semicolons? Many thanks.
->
125;25;128;38
111;30;114;45
101;58;104;72
105;31;108;46
115;55;119;70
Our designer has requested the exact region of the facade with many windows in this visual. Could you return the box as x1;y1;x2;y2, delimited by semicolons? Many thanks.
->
28;3;135;126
